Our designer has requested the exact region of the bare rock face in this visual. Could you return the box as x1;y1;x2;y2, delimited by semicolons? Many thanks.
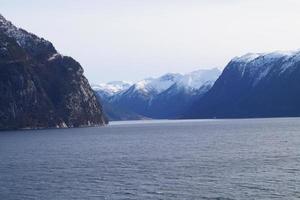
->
0;14;107;130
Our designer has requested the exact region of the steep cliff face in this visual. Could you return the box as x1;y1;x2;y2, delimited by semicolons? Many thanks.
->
0;14;107;130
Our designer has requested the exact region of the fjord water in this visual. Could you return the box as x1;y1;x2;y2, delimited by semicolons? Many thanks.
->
1;119;300;200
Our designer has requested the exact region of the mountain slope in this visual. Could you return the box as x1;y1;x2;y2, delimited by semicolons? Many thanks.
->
0;14;107;130
92;81;131;99
94;93;145;121
184;50;300;118
147;69;220;118
94;69;221;120
110;73;183;117
92;81;144;121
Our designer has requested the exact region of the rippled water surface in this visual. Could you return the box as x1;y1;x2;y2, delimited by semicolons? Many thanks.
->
1;118;300;200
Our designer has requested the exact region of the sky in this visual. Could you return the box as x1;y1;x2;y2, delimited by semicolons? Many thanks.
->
1;0;300;83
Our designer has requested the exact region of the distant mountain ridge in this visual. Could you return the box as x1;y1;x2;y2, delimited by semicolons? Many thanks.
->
93;68;221;120
95;49;300;120
0;14;107;130
184;50;300;118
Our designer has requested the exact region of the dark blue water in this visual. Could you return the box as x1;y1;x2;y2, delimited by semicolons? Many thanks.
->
1;118;300;200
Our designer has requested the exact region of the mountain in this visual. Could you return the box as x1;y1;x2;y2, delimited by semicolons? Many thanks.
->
92;81;145;121
148;69;220;118
92;81;131;99
184;50;300;118
92;81;147;120
0;14;107;130
94;69;221;120
110;73;183;117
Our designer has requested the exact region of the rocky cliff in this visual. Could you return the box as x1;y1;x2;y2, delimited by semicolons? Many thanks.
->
0;14;107;130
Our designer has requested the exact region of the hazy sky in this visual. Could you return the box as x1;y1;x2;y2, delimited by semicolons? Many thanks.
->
2;0;300;83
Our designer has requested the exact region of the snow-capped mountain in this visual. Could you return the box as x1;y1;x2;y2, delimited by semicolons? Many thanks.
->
116;73;183;100
92;81;132;98
96;69;220;99
184;50;300;119
138;73;183;94
94;69;221;120
230;50;300;86
177;68;221;91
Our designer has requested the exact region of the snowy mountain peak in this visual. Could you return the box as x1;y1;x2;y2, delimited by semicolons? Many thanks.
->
148;73;183;93
227;49;300;86
232;50;300;64
133;80;151;92
131;74;182;94
159;73;182;81
95;68;220;99
232;53;262;63
92;81;132;96
177;68;221;90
